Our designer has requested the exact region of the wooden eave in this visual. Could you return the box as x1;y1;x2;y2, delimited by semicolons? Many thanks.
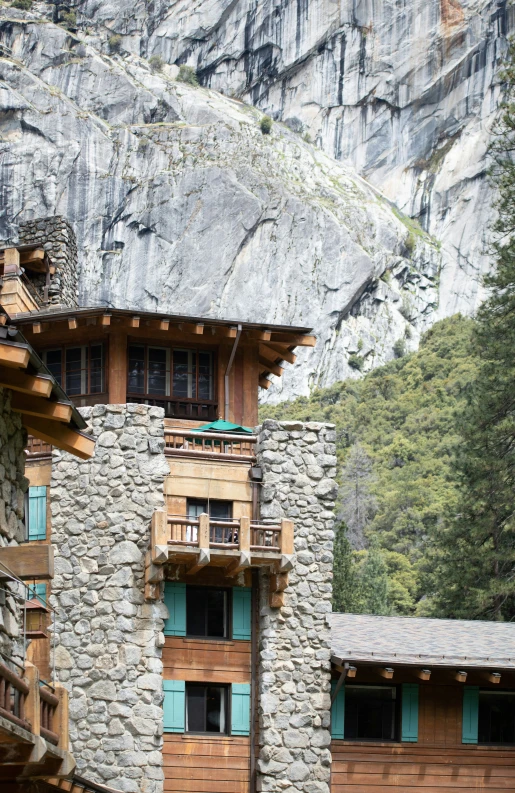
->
12;306;317;386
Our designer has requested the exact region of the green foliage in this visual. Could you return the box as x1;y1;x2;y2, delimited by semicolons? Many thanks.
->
393;338;406;358
332;526;390;615
261;314;478;615
425;42;515;621
60;10;77;29
177;65;198;86
108;34;122;54
358;543;390;615
11;0;32;9
348;353;363;371
260;115;273;135
332;524;360;612
149;54;164;73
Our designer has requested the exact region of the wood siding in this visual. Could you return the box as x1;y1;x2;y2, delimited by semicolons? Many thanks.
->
331;742;515;792
163;637;251;684
163;734;250;793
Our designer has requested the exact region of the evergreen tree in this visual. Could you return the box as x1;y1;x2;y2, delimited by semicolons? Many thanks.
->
357;543;390;615
428;43;515;620
332;522;360;612
339;442;376;549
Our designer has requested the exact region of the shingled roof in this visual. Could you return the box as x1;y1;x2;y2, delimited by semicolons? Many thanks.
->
331;613;515;669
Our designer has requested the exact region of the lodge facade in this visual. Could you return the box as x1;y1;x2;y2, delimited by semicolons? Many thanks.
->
2;217;515;793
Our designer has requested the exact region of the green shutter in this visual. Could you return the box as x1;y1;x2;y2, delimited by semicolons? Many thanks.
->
163;583;186;636
163;680;185;733
232;587;252;640
331;681;345;739
30;583;47;606
462;686;479;744
28;486;46;541
231;683;250;735
401;683;419;742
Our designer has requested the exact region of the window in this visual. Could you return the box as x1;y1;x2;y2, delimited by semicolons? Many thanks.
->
344;685;397;741
42;344;105;396
187;499;233;543
186;587;229;639
127;345;214;401
186;684;228;734
479;691;515;744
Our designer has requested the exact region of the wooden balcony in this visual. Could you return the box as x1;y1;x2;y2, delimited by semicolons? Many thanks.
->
0;659;74;782
25;434;53;459
164;429;257;462
146;510;294;606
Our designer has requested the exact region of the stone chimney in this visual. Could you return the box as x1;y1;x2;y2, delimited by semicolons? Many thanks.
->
18;216;79;308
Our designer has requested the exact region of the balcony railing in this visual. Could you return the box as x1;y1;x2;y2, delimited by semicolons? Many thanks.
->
0;660;30;730
164;429;257;461
167;516;282;551
128;395;218;421
40;683;60;745
25;435;53;459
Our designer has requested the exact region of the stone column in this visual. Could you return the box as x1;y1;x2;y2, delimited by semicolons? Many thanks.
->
18;215;79;307
50;404;169;793
255;420;338;793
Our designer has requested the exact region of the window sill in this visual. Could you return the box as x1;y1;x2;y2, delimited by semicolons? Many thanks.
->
182;733;243;741
182;638;236;646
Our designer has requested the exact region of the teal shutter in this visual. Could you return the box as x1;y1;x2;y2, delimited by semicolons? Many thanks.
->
462;686;479;744
401;683;419;742
331;681;345;739
31;583;47;606
232;587;252;640
163;680;185;733
231;683;250;735
28;486;46;541
163;583;186;636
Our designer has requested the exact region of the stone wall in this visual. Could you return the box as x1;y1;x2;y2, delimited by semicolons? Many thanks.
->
255;419;337;793
49;404;169;793
18;216;79;308
0;386;28;664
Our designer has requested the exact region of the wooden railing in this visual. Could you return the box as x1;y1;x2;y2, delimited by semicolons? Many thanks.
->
40;684;60;745
128;395;218;421
0;661;30;730
25;435;53;459
165;514;287;555
164;429;257;461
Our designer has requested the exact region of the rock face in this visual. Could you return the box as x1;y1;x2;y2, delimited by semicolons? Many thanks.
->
256;419;336;793
50;404;169;792
0;14;444;400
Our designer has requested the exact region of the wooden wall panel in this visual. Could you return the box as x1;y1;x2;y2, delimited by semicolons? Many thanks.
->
419;685;461;746
331;742;515;793
163;637;251;684
163;733;250;793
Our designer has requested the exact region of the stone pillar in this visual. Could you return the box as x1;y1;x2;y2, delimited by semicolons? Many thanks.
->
50;404;169;793
255;420;338;793
18;216;79;307
0;386;28;664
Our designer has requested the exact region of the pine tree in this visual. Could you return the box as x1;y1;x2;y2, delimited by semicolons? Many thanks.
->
339;442;376;549
332;522;360;612
357;543;390;615
428;43;515;620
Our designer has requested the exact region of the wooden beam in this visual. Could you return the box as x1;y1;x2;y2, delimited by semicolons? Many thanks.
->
218;326;238;338
159;319;169;332
259;357;284;377
416;669;431;681
67;318;77;330
0;342;30;370
258;330;272;342
33;322;43;334
261;343;297;365
455;671;468;683
0;544;54;580
0;365;53;397
186;549;211;576
20;248;44;263
379;667;394;679
334;663;357;678
488;672;501;684
129;316;140;328
101;313;111;326
151;509;168;564
11;394;73;423
259;377;271;390
269;333;316;347
21;415;95;460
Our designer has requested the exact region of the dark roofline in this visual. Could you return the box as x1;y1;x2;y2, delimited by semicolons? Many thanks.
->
12;305;313;335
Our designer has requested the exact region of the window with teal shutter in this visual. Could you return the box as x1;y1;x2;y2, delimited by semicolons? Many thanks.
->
163;583;186;636
331;681;345;739
28;486;46;541
27;583;47;606
232;587;251;640
163;680;185;732
462;686;479;744
231;683;250;735
401;683;419;742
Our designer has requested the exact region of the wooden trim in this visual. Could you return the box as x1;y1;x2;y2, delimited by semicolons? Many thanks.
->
0;341;30;369
0;365;53;397
11;393;73;423
260;343;296;365
269;333;316;347
259;377;271;390
0;544;54;580
21;415;95;460
258;357;283;377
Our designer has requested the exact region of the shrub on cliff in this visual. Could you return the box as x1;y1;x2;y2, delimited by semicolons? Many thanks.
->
260;115;273;134
149;55;164;73
177;65;198;86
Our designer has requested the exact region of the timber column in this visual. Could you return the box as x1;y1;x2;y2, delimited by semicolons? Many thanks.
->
255;420;338;793
49;404;169;793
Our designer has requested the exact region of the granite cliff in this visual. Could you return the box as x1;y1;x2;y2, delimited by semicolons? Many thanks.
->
0;1;510;400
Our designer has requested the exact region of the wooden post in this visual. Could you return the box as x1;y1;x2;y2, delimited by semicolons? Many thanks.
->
51;683;69;750
151;509;169;564
108;329;128;404
198;513;210;550
280;519;294;555
3;247;20;273
24;661;40;736
239;516;250;553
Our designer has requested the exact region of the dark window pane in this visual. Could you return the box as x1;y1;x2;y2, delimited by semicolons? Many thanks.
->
186;588;207;637
186;687;205;733
148;348;168;395
206;687;225;733
187;500;207;518
198;352;213;400
128;346;145;394
479;692;515;744
209;502;232;520
186;587;228;639
173;350;189;398
66;347;86;395
90;344;104;393
345;687;396;741
206;590;227;638
44;349;62;385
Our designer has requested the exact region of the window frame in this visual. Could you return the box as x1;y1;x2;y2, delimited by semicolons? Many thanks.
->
41;341;107;398
126;341;217;405
185;682;230;736
185;585;232;641
343;683;400;743
478;689;515;746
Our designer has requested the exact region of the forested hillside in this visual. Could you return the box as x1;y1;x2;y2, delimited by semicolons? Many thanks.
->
260;315;478;616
